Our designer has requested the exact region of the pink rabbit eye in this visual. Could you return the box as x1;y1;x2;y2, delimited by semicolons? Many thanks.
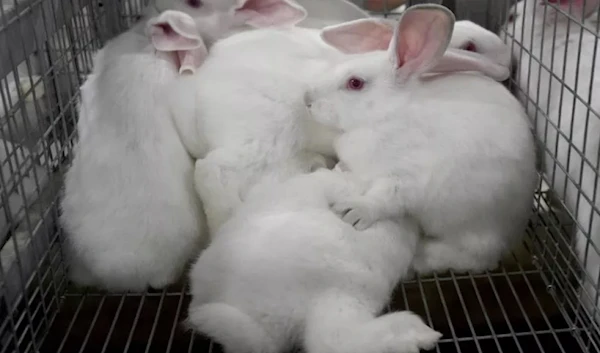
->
463;41;477;52
187;0;203;8
347;77;365;91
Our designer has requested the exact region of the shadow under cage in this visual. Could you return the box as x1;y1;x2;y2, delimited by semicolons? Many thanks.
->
0;0;598;352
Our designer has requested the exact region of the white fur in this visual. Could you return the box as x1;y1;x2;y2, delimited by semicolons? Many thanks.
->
187;168;441;353
307;6;537;275
61;15;207;292
151;0;256;45
172;18;509;235
63;0;309;291
504;0;600;322
169;26;345;234
194;144;330;234
451;20;512;69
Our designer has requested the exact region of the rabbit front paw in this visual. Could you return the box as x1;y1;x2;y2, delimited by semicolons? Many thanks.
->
332;197;380;230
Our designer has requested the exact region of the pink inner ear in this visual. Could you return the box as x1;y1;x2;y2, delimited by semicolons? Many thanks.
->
321;20;393;54
148;10;204;51
395;26;430;68
151;22;201;51
390;7;454;80
157;23;174;36
236;0;306;27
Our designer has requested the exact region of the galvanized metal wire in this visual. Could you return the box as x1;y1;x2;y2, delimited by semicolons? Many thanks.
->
0;0;599;352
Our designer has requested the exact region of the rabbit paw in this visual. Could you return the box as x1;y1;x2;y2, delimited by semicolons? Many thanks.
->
378;311;442;353
332;197;379;230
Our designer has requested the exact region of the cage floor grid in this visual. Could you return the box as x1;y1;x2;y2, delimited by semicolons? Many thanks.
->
38;256;588;353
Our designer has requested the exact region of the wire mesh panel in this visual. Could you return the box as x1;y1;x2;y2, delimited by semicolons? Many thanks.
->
497;0;600;351
0;0;145;351
1;0;599;352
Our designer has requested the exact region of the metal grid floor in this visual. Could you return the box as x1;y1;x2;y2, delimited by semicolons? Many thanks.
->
37;252;579;353
34;192;594;353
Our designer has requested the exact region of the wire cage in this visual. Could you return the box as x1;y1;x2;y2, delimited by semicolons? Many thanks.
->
1;0;599;352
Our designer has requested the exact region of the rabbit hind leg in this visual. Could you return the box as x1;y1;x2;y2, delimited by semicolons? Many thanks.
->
304;290;441;353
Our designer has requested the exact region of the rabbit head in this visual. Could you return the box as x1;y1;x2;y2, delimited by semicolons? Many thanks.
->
154;0;307;44
451;20;513;69
305;4;507;130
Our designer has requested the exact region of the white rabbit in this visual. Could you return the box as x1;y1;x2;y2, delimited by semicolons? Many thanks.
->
451;20;513;70
62;2;306;292
504;0;600;322
306;4;537;275
170;16;511;235
61;10;210;292
77;0;307;135
187;168;441;353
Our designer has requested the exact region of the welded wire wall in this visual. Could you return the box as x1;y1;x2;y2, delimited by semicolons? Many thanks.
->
497;0;600;351
0;1;149;351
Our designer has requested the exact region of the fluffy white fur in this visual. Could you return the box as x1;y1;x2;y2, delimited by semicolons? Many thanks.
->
172;17;511;235
61;0;307;291
451;20;512;69
169;25;346;234
187;168;441;353
504;0;600;322
61;12;208;292
307;5;537;275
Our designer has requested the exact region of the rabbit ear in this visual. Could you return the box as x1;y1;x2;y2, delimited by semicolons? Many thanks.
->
389;4;455;81
147;10;204;51
235;0;307;28
429;48;510;82
546;0;600;19
147;10;208;74
176;47;208;75
320;19;394;54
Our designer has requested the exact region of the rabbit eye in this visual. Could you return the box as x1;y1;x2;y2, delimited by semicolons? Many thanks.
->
463;41;477;52
507;13;515;23
346;77;365;91
188;0;203;8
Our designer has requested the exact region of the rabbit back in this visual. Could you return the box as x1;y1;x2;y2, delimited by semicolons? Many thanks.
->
61;31;206;291
335;73;537;273
188;170;419;349
183;27;341;154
